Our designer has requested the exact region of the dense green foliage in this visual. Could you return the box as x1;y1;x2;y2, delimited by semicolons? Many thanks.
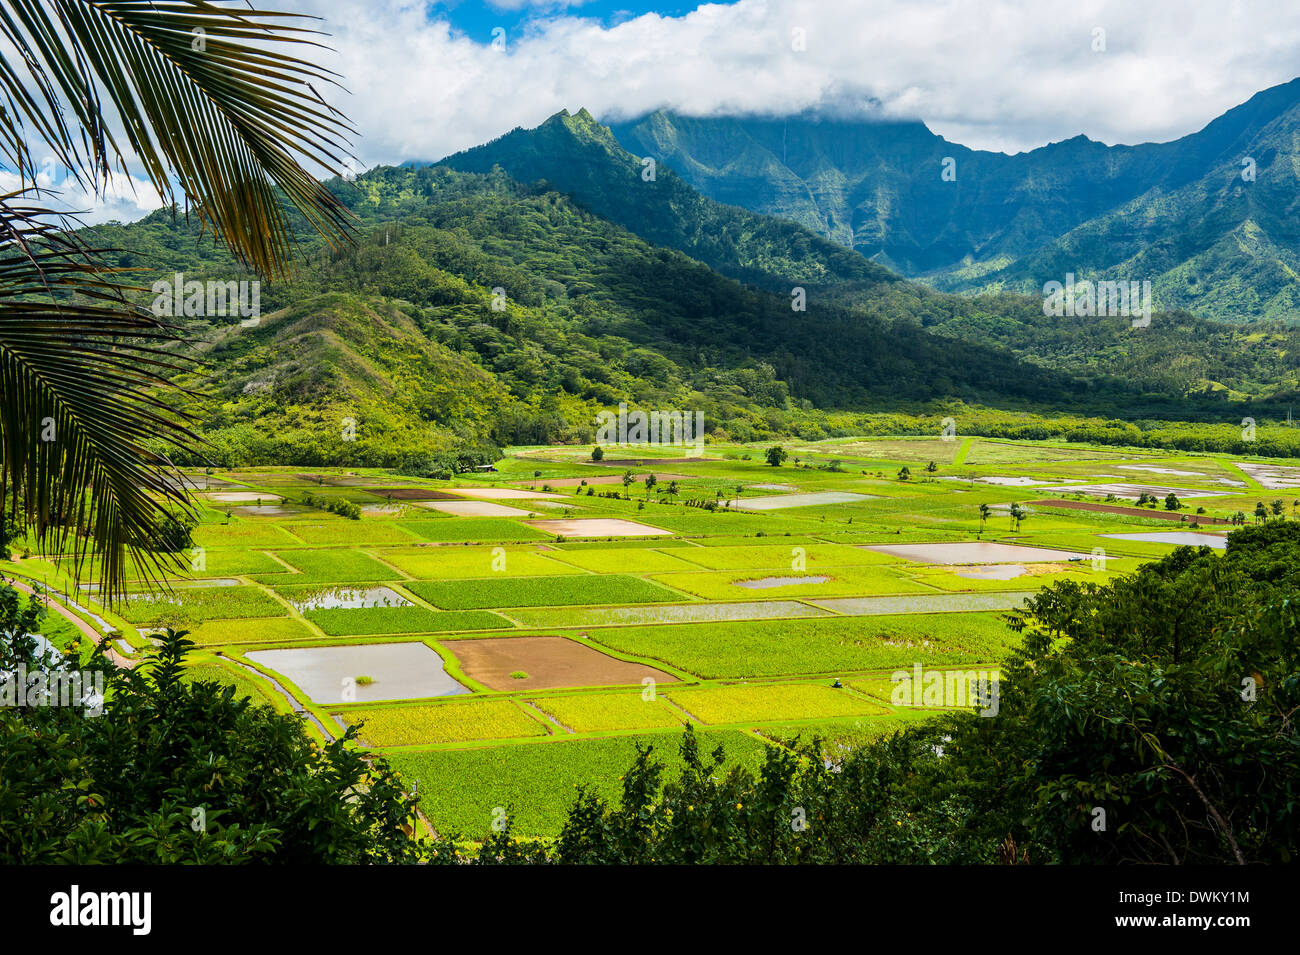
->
79;110;1299;472
0;622;424;863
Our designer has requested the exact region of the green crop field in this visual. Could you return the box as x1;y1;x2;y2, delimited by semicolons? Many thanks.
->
257;549;406;582
406;574;683;610
385;729;772;839
304;606;508;635
529;691;685;732
544;547;704;573
101;439;1283;843
336;699;548;746
118;586;286;627
184;617;321;646
283;522;422;545
380;548;584;579
664;682;891;724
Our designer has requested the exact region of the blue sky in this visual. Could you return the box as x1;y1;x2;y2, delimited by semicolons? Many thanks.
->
430;2;707;41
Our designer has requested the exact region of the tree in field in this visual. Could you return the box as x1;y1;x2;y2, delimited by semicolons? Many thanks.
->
591;445;604;461
978;503;990;533
667;481;679;497
1164;493;1181;511
925;460;938;474
644;473;657;497
765;445;787;467
1255;502;1269;523
897;466;911;481
1008;502;1026;531
0;0;354;601
622;470;635;498
1272;499;1285;517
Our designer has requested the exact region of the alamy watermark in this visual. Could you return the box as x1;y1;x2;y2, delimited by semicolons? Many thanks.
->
1;663;105;716
891;663;999;716
1043;273;1152;328
595;402;705;456
151;272;261;327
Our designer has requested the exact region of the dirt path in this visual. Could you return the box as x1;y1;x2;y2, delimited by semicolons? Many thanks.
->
5;578;136;669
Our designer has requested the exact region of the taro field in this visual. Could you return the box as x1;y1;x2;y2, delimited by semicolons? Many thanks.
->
4;435;1278;841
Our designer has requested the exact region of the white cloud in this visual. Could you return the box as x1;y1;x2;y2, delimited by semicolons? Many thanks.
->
292;0;1300;167
0;165;164;227
16;0;1296;223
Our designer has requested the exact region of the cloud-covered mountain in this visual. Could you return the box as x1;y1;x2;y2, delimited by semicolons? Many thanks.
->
610;78;1300;323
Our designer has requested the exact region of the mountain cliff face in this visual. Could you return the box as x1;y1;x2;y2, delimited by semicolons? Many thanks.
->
609;79;1300;323
442;107;899;291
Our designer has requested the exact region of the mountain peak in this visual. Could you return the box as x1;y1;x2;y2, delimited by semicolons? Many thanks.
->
537;106;620;150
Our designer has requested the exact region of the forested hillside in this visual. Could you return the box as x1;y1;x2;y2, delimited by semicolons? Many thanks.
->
79;137;1298;470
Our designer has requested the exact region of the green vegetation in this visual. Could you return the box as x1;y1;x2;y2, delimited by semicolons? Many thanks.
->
406;574;682;610
9;437;1299;862
304;606;507;636
338;700;547;746
118;586;286;627
664;683;890;724
585;612;1018;679
613;98;1300;325
386;729;771;840
1;629;424;863
259;549;404;582
530;692;684;733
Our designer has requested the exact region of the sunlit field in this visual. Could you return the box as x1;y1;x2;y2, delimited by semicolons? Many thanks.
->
5;435;1270;841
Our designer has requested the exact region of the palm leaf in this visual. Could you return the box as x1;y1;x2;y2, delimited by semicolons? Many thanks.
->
0;192;203;599
0;0;357;278
0;1;358;601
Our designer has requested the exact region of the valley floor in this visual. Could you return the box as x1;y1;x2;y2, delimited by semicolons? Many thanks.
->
7;434;1293;841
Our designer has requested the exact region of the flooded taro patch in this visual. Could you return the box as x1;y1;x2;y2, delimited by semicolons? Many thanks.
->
524;518;671;537
245;642;468;703
862;541;1088;564
1100;532;1228;549
420;500;538;517
287;585;412;611
733;575;832;589
726;491;877;510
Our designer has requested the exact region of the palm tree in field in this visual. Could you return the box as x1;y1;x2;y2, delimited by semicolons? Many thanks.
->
1008;502;1026;532
978;502;990;533
0;1;355;599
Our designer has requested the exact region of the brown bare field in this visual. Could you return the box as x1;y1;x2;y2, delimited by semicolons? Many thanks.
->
366;488;459;501
446;636;677;691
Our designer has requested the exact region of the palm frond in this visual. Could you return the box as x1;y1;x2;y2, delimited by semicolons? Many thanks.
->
0;190;202;599
0;1;359;600
0;0;357;277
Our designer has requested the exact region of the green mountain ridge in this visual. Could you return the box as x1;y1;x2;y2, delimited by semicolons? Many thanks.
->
71;117;1300;469
435;109;1300;398
607;79;1300;323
